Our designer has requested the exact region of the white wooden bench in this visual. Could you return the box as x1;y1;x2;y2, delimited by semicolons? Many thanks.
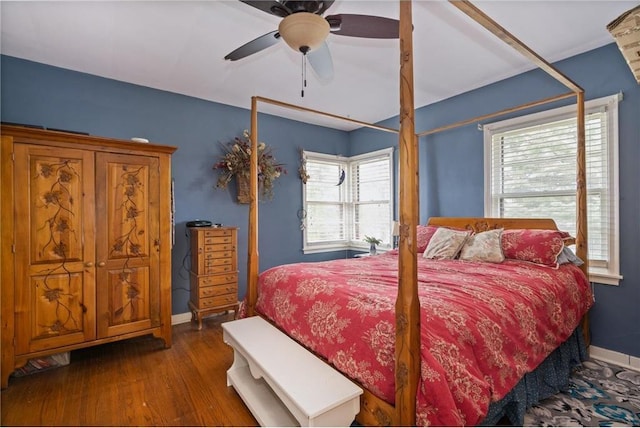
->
222;316;363;427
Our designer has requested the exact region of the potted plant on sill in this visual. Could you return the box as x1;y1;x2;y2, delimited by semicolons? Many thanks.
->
364;236;382;255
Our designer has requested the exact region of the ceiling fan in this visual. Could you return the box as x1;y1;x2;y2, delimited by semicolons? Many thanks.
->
224;0;400;81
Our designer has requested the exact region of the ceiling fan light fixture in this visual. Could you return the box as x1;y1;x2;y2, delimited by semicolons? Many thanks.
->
278;12;329;53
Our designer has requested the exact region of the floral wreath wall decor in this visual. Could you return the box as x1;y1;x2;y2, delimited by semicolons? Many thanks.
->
298;147;310;184
214;130;287;203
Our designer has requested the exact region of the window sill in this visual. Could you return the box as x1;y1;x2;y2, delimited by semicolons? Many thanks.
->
302;247;346;255
302;245;391;255
589;270;622;286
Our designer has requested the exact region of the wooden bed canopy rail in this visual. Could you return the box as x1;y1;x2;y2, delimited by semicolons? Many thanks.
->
417;91;576;136
244;1;588;426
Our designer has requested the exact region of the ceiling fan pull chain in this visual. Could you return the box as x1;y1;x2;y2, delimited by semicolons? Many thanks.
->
301;53;307;97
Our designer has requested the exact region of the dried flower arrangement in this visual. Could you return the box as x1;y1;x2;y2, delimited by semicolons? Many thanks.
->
214;130;286;201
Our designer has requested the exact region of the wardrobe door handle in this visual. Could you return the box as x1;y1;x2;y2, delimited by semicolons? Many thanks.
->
85;262;94;268
97;261;106;267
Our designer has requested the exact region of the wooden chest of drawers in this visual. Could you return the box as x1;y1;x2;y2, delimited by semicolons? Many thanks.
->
188;227;239;329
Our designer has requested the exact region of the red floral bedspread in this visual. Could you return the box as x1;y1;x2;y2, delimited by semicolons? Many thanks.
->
254;251;593;426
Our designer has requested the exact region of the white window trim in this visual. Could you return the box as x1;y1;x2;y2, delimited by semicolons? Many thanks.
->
302;148;394;254
483;93;622;285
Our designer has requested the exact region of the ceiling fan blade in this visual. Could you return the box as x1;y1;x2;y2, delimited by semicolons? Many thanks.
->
224;30;281;61
326;14;400;39
238;0;291;17
307;42;334;80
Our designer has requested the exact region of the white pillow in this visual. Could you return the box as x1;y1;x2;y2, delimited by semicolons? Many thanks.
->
423;228;471;260
459;229;505;263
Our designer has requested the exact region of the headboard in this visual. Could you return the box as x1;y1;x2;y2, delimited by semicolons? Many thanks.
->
427;217;559;232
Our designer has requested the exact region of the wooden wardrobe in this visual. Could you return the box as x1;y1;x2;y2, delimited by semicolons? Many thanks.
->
1;125;177;388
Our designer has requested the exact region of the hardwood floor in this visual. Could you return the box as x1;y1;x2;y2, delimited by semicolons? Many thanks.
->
0;314;258;426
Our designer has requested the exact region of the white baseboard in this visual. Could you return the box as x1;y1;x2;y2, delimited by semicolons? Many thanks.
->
171;308;239;326
589;345;640;372
171;312;192;325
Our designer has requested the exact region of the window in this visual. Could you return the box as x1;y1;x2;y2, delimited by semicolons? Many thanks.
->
484;94;621;285
302;148;394;253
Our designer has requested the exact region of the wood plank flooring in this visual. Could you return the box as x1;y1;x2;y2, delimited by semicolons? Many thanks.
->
0;314;258;426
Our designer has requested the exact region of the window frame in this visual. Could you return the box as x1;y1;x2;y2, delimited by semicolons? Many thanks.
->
302;148;394;254
483;93;621;285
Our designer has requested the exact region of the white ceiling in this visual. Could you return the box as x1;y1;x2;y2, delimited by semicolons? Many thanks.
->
0;1;635;131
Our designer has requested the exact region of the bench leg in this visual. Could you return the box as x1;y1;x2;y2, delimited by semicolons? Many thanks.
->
227;349;249;387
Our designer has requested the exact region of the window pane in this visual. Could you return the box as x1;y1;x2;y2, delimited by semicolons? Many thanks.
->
307;203;345;242
306;161;343;202
489;109;611;266
354;203;391;243
494;120;577;194
500;195;576;230
352;159;391;202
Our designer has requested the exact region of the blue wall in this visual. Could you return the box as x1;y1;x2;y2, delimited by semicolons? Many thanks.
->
1;55;350;318
2;42;639;358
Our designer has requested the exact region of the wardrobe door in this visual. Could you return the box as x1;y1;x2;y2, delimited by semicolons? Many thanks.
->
95;153;161;338
13;144;97;354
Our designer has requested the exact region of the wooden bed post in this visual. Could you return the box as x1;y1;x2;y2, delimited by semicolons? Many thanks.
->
575;91;588;272
575;91;590;346
396;0;420;425
246;96;259;317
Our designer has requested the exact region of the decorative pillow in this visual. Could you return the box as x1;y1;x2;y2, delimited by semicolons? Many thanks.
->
501;229;565;267
416;225;439;253
557;247;584;266
423;228;471;260
459;229;505;263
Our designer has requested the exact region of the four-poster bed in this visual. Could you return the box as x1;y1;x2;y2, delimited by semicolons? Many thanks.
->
238;0;591;425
